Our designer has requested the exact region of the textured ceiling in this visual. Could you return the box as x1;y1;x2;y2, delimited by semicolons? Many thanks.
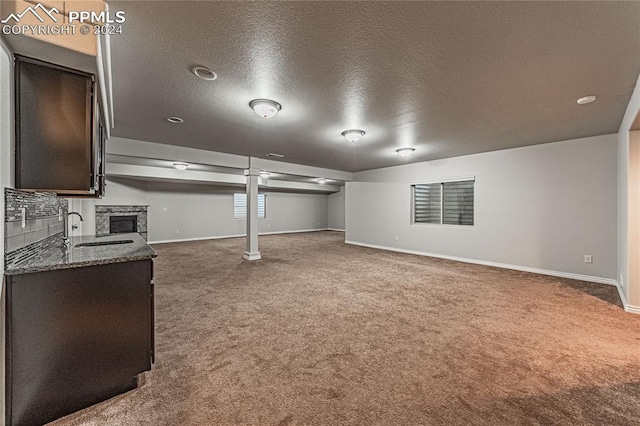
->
109;1;640;172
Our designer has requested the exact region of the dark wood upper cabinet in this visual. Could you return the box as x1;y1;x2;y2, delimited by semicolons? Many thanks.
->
15;55;106;197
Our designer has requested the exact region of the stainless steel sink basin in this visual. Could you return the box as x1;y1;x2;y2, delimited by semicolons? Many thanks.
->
75;239;134;248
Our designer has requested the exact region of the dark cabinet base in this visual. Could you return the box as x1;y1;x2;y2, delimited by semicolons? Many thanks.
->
5;260;154;426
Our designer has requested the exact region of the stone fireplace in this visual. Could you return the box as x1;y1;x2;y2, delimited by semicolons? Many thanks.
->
96;206;148;240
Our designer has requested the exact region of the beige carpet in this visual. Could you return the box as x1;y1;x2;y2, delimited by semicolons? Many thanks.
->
52;231;640;425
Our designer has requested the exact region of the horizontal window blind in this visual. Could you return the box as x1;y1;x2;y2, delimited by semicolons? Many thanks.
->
443;181;474;225
257;194;265;218
412;179;474;226
234;193;266;219
414;183;441;224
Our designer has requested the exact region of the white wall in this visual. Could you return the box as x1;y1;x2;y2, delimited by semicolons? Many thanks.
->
618;131;629;299
617;70;640;311
328;186;345;231
628;131;640;309
76;178;330;243
346;134;617;283
0;34;14;425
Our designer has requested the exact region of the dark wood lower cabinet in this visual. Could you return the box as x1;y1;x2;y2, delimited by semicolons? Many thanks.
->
5;260;154;426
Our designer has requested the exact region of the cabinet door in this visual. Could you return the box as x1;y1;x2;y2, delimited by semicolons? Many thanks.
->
15;55;96;196
150;260;155;364
5;261;153;426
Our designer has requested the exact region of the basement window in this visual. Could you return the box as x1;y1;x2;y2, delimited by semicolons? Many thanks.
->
412;178;474;226
234;193;266;219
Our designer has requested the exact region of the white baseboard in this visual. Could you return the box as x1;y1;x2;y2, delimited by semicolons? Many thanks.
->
150;234;245;244
149;228;329;245
625;305;640;314
327;228;345;232
615;283;640;314
345;240;617;286
259;228;328;236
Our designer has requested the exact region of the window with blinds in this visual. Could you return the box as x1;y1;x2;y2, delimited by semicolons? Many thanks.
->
233;193;266;219
413;183;441;224
412;179;474;226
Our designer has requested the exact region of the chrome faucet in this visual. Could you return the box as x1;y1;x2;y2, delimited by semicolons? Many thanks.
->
63;212;84;248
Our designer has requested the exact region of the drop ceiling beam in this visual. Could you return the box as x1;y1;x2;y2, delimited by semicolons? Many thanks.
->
251;157;353;182
107;137;250;169
260;179;339;193
106;163;339;193
106;163;247;185
106;138;354;182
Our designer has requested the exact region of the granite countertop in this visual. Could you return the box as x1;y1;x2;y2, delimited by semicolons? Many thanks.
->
5;233;157;276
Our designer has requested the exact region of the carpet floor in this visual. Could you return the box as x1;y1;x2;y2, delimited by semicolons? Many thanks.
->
52;231;640;425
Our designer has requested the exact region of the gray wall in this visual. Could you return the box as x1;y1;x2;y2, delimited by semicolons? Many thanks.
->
328;186;345;230
146;182;328;243
76;179;329;243
346;134;617;282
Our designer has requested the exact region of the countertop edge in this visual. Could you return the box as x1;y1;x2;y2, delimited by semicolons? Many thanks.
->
4;233;157;276
5;252;157;276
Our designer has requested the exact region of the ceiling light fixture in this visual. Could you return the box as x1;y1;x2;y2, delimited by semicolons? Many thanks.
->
317;178;327;184
173;162;189;170
266;153;284;158
260;172;270;178
396;148;415;157
341;129;365;143
250;99;282;119
577;95;597;105
192;66;217;81
167;117;184;124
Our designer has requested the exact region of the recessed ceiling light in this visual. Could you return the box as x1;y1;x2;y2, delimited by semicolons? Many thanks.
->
317;178;327;184
167;117;184;124
260;172;270;178
396;148;415;157
577;95;597;105
192;66;217;81
266;153;284;158
341;129;365;143
173;162;189;170
250;99;282;119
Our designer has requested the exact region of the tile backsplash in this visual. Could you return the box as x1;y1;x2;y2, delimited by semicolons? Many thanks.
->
4;189;68;270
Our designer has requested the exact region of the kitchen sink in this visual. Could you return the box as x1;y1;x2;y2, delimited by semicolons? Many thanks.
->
75;239;134;248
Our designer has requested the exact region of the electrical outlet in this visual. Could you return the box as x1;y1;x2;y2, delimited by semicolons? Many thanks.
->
176;229;180;234
584;255;593;264
620;270;625;289
395;235;399;241
162;207;168;212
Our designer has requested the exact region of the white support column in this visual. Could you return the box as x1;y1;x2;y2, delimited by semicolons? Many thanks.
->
243;167;261;261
